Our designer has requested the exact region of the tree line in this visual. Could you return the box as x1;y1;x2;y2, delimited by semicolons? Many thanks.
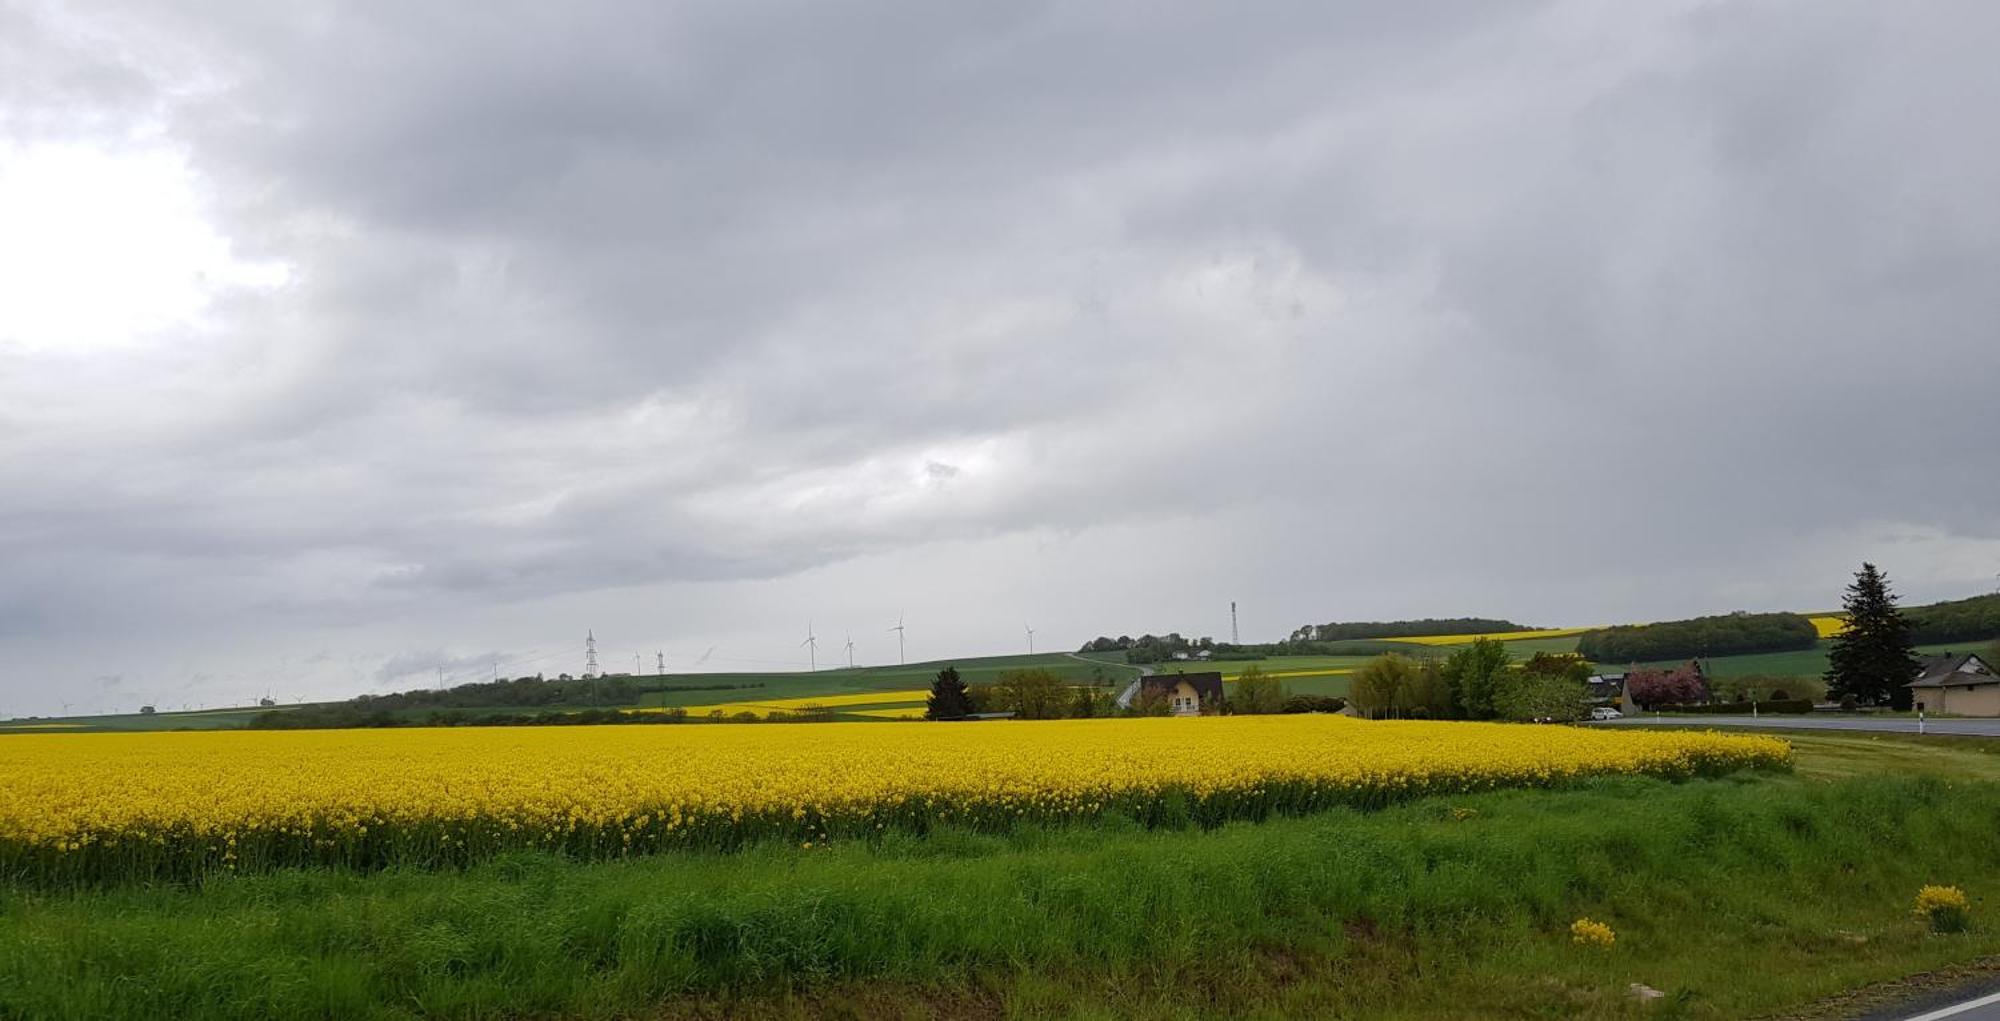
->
1345;645;1597;722
1574;612;1818;663
924;666;1345;720
341;674;762;713
1904;592;2000;645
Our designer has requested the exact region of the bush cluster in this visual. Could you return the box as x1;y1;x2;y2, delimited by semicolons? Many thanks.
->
1652;700;1815;715
1280;695;1348;714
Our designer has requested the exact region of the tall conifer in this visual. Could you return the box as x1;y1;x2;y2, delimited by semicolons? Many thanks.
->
925;665;973;720
1825;562;1920;709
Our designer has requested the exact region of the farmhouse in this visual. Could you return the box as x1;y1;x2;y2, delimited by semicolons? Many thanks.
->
1907;652;2000;716
1585;673;1626;704
1115;672;1224;716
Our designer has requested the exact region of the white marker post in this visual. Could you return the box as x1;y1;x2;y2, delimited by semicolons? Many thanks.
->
1919;708;1926;735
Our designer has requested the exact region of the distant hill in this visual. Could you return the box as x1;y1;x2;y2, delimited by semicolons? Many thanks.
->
1906;592;2000;644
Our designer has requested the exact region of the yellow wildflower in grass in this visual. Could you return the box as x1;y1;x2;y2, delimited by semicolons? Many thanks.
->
1570;918;1616;948
0;717;1790;883
1915;885;1970;933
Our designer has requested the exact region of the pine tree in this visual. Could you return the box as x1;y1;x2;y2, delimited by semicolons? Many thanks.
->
924;665;973;720
1825;562;1921;709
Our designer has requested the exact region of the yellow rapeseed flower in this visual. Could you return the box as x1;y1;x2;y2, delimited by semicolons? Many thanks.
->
0;717;1789;882
1570;918;1616;948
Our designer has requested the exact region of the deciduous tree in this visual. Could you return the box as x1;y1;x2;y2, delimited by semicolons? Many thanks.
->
1441;638;1511;719
1492;673;1588;721
1230;665;1286;715
995;668;1067;719
1625;663;1706;708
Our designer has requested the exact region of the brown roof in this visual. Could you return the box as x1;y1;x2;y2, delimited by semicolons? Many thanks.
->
1907;652;1997;688
1139;672;1225;703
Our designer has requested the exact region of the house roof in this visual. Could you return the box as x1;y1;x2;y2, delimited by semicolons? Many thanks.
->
1139;672;1225;702
1907;652;1997;688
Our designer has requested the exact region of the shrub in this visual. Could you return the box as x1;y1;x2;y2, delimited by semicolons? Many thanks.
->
1280;695;1347;714
1570;918;1616;948
1915;885;1970;934
1654;700;1814;715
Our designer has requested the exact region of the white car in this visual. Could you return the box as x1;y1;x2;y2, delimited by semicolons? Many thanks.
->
1589;707;1623;721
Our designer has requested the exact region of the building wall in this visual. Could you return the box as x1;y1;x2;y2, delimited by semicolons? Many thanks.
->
1935;684;2000;717
1171;681;1202;716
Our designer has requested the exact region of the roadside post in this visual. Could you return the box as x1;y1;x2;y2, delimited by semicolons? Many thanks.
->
1919;708;1925;735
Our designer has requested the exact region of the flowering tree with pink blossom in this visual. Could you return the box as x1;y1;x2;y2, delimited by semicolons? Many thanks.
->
1625;662;1707;708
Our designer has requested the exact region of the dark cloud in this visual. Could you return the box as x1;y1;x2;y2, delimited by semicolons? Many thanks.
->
3;1;1998;714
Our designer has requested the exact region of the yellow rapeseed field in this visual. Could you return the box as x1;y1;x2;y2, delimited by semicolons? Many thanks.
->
1808;615;1849;639
673;688;928;719
0;717;1788;882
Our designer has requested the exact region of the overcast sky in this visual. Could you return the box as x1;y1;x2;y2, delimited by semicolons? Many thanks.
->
3;1;1998;715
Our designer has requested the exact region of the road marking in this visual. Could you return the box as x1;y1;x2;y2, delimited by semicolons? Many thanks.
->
1903;989;2000;1021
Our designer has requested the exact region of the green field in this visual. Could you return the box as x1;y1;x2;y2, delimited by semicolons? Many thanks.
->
1603;639;1987;679
0;706;279;733
632;652;1135;710
5;732;1998;1020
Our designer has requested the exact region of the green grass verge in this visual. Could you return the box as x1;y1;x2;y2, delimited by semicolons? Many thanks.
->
3;735;1997;1019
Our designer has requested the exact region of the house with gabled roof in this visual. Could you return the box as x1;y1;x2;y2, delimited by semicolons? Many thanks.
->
1115;672;1224;716
1907;652;1999;716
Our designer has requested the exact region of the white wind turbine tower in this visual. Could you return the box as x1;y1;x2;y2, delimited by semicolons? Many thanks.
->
888;613;907;665
801;622;819;672
844;631;856;669
1025;623;1035;655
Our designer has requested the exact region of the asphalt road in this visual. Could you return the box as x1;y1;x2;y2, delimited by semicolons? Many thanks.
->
1592;715;2000;737
1866;977;2000;1021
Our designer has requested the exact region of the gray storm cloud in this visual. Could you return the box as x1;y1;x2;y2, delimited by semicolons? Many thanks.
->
1;0;1997;714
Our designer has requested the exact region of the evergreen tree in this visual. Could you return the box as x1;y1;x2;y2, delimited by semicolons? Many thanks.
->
924;665;974;720
1825;562;1921;709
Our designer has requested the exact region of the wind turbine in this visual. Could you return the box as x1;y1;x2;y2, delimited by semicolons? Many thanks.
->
1025;624;1036;655
802;622;818;672
844;632;856;669
889;613;907;665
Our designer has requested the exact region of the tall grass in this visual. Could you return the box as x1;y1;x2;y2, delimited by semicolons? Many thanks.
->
4;772;1998;1020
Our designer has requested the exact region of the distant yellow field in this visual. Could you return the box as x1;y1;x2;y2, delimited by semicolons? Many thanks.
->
1808;615;1849;638
1221;668;1353;680
1386;628;1592;647
671;688;930;719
